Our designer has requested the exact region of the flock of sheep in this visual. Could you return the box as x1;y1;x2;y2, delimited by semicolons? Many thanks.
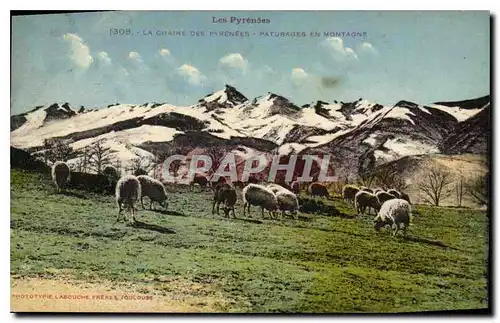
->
51;160;413;237
342;184;413;236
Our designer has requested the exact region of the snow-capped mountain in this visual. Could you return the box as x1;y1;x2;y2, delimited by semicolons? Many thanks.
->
10;85;490;177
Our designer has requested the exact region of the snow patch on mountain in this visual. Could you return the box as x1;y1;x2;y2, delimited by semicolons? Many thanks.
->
278;143;307;155
363;134;378;146
383;107;416;125
429;104;485;122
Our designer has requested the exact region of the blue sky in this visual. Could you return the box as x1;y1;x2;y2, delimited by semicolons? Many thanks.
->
11;11;490;115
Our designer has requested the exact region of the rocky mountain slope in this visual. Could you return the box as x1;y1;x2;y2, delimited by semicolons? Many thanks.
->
10;85;490;178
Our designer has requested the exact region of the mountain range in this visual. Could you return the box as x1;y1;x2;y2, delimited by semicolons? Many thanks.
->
10;85;490;179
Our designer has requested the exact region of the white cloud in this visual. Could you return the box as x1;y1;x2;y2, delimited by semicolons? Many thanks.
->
97;51;112;65
219;53;248;70
291;68;309;86
321;37;358;61
159;48;171;57
357;42;379;56
62;33;93;69
128;51;143;62
177;64;206;86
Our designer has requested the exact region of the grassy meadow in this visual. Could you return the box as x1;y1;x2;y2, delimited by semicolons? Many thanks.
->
10;169;489;313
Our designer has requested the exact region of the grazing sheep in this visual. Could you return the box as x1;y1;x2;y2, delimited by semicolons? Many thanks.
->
354;190;381;215
51;161;70;193
242;184;278;219
387;189;402;198
190;174;209;191
308;183;331;198
400;192;412;204
374;199;412;236
276;190;299;220
342;184;360;204
115;175;141;223
212;183;237;218
376;191;397;205
137;175;168;210
360;186;374;193
291;181;300;194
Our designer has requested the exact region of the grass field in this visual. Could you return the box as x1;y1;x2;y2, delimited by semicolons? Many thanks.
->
10;169;489;313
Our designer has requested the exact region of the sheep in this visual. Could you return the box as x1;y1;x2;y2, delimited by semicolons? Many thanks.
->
242;184;278;219
387;189;402;199
290;181;300;194
342;184;360;204
266;184;299;220
354;190;381;215
373;199;412;236
376;191;397;205
308;183;331;198
51;161;70;193
115;175;141;223
360;186;373;193
276;190;299;220
212;183;237;218
137;175;168;210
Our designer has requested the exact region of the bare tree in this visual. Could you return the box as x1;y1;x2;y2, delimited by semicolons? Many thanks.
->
205;146;227;175
454;175;465;207
73;147;92;173
466;173;489;206
111;158;123;178
372;164;408;191
358;172;376;188
43;139;76;163
418;164;452;206
88;140;114;175
127;155;154;176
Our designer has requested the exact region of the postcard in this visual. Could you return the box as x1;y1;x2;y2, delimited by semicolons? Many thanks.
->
10;10;490;313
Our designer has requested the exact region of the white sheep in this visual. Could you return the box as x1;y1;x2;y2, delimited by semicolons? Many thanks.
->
354;190;380;215
115;175;142;223
265;183;299;219
276;190;299;220
51;161;70;193
373;199;412;236
242;184;278;219
137;175;168;210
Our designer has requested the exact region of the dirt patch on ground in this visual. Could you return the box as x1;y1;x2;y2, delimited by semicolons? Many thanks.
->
11;275;230;313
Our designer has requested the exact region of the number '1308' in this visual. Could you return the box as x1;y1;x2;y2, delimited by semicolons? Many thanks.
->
110;28;132;36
